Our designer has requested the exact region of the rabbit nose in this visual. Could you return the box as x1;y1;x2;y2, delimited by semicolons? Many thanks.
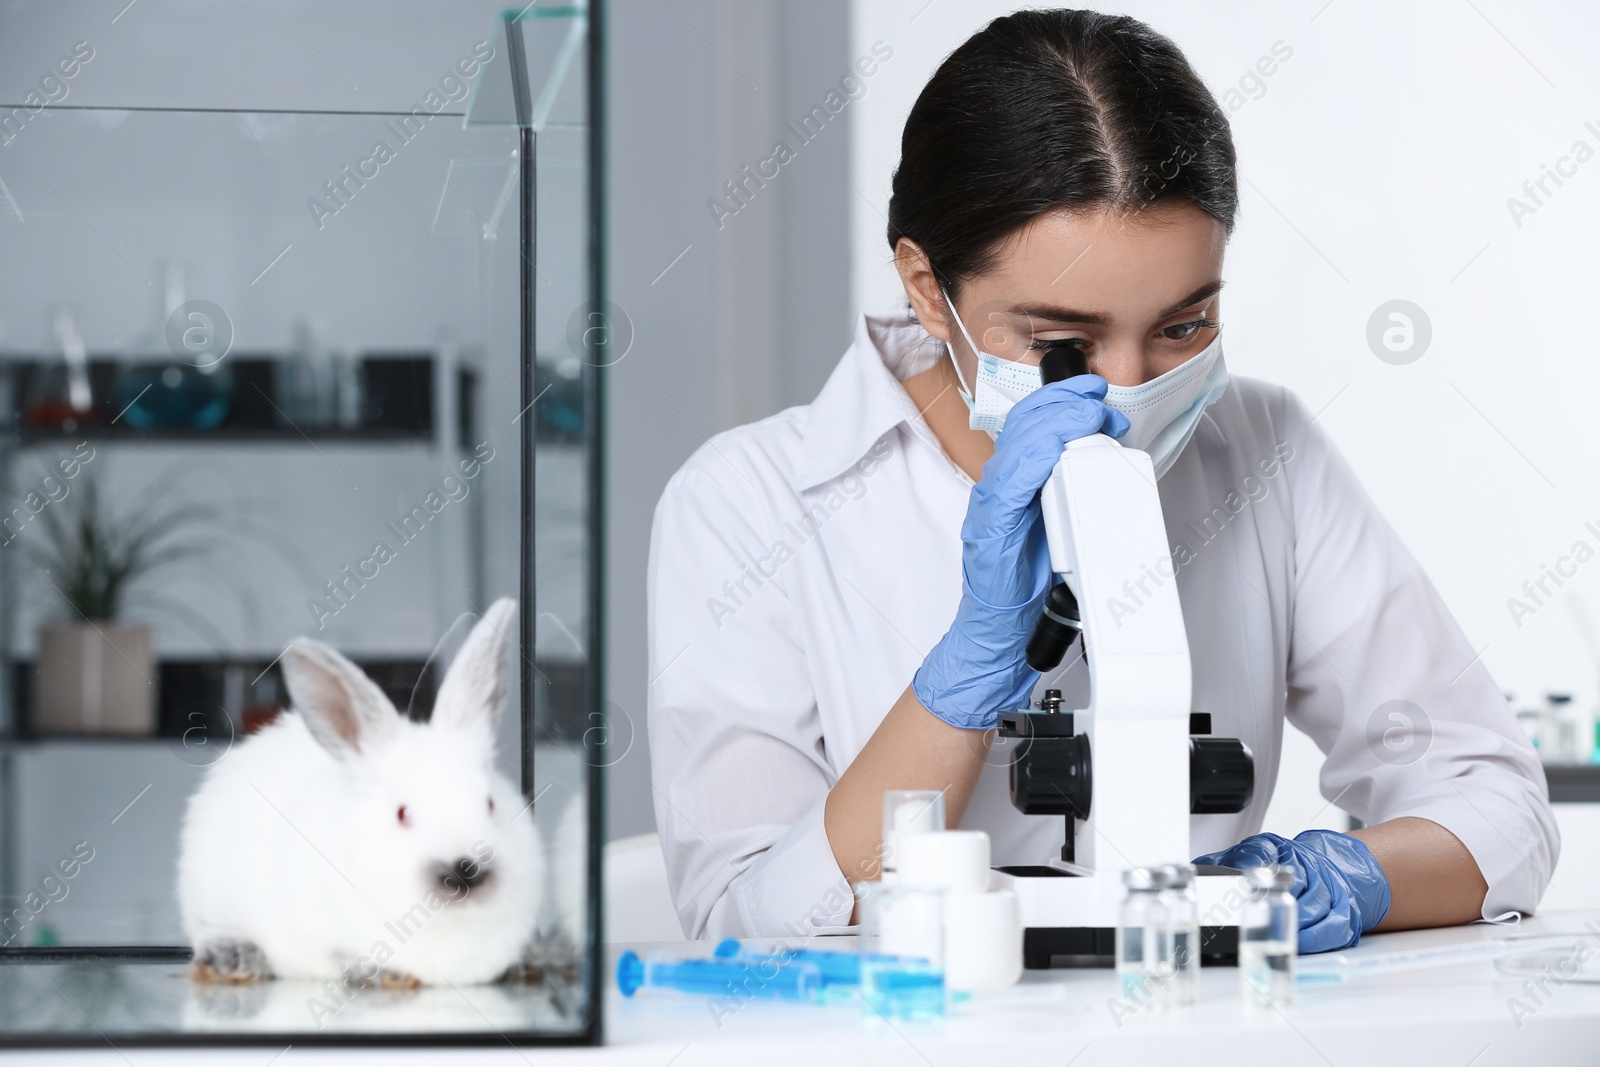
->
436;857;492;894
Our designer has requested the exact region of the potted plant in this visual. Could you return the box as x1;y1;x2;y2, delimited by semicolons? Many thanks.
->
20;469;218;735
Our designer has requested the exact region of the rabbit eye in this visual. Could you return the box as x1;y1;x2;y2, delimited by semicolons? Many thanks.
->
488;796;495;814
397;805;410;827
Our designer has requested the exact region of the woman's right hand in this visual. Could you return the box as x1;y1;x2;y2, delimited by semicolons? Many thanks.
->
912;376;1129;730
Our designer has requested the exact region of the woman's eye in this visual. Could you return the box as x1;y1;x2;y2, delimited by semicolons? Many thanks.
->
1161;316;1217;342
1026;337;1087;353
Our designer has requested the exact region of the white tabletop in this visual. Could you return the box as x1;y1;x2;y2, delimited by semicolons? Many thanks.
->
9;910;1600;1065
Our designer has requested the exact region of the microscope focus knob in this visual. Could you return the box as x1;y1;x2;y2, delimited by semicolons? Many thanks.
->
1189;737;1255;815
1010;732;1092;819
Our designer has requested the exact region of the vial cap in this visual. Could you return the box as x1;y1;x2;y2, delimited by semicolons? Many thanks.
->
1244;864;1295;891
1123;866;1158;891
1159;862;1196;888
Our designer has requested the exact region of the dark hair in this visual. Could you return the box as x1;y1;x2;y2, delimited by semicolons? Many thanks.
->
886;8;1238;293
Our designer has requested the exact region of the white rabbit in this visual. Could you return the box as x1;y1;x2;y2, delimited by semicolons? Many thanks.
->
177;598;543;987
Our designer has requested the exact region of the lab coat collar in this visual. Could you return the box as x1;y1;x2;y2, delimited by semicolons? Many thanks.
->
798;310;945;491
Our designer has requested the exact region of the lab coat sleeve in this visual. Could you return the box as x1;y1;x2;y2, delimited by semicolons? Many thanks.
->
646;448;854;940
1278;387;1558;918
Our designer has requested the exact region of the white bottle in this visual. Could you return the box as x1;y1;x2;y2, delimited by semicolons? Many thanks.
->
880;790;944;885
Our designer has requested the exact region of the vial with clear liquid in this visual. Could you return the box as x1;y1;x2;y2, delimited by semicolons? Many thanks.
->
1116;867;1175;1007
1159;863;1200;1006
1239;865;1296;1007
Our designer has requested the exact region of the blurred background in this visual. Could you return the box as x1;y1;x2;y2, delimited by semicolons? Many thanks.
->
3;0;1600;945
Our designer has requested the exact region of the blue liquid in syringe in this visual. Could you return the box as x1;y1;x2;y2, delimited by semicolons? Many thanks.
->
713;938;919;985
616;950;823;1000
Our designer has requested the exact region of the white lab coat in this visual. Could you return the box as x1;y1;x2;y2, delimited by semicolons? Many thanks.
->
646;309;1558;941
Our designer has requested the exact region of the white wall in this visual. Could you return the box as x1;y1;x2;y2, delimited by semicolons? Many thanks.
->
602;0;857;838
850;0;1600;837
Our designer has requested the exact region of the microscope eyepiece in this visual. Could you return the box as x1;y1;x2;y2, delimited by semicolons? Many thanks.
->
1026;582;1081;673
1039;347;1089;385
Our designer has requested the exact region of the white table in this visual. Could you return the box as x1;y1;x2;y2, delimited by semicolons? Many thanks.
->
9;909;1600;1065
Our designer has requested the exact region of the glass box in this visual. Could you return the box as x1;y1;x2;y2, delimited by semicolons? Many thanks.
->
0;4;605;1047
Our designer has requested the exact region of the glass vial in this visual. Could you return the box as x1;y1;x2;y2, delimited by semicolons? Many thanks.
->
1116;867;1174;1006
880;790;945;885
1239;865;1297;1008
1159;862;1201;1005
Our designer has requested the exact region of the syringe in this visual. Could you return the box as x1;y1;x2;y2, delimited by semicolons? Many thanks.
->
713;938;918;986
713;938;945;1013
616;949;825;1000
1297;935;1581;984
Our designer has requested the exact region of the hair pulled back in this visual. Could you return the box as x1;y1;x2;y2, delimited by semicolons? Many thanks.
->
887;8;1238;294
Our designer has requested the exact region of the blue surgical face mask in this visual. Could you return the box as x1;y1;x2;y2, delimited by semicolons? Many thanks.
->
940;287;1228;478
940;288;1040;440
1104;331;1228;478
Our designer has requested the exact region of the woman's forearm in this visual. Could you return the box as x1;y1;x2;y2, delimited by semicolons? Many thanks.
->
1349;816;1488;932
824;683;991;900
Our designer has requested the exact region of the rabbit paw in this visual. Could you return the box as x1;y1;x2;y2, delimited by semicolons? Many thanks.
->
495;958;539;984
497;934;580;984
378;969;423;990
339;956;422;990
191;939;274;983
494;939;545;983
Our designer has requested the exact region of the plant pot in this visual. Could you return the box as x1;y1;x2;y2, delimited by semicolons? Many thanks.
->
34;623;157;735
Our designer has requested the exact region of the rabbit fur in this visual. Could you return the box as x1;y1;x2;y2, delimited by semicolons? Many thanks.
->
177;598;544;985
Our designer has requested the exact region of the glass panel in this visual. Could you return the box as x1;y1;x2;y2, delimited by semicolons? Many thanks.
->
466;6;588;131
0;2;603;1041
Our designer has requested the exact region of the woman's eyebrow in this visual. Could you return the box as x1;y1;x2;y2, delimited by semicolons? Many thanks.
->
1007;279;1225;326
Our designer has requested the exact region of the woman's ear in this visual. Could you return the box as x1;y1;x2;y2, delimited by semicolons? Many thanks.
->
893;237;954;343
281;638;399;759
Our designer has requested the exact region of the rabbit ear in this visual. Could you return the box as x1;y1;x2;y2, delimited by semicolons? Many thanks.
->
432;598;517;744
281;637;399;758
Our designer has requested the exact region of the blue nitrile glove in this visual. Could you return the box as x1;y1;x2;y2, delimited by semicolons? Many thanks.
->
912;376;1129;730
1194;829;1392;953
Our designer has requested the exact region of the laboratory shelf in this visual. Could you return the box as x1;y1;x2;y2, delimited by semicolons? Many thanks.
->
1544;763;1600;803
4;353;454;443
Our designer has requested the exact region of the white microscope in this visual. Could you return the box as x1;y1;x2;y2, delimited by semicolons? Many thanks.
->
989;350;1255;969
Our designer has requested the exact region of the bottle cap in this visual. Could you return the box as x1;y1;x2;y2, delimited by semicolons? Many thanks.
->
896;830;991;893
881;791;945;874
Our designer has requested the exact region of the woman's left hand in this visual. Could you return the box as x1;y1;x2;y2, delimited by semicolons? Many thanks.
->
911;377;1128;731
1195;829;1393;953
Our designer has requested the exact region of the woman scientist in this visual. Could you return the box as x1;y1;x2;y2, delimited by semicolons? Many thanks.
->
646;8;1557;952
